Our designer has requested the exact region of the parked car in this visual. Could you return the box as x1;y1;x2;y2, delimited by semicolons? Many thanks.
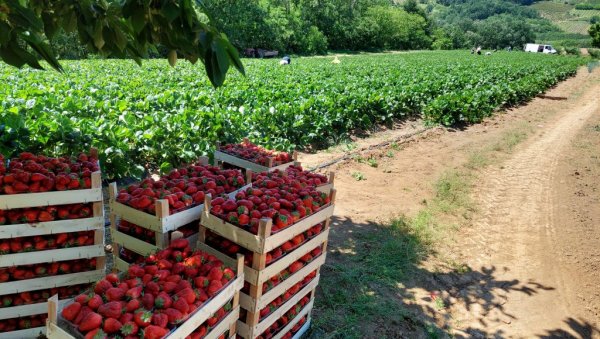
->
524;43;557;54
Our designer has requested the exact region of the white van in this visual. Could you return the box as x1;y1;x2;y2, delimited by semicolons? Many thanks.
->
525;43;557;54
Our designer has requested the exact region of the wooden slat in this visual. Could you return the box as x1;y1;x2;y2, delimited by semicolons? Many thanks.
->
315;183;334;194
0;298;72;320
111;230;160;256
0;270;105;295
290;317;311;339
255;230;329;285
167;275;244;338
204;306;240;339
201;213;263;253
272;300;314;339
111;200;205;233
113;257;131;273
0;326;45;339
0;245;105;268
0;217;104;238
214;151;270;173
252;281;316;336
236;296;314;339
46;322;71;339
263;204;335;252
1;188;103;210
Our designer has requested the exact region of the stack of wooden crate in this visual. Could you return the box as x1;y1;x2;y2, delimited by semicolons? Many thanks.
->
197;182;335;339
108;157;250;271
0;154;106;338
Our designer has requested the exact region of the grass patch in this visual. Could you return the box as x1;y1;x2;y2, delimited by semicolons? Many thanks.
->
351;171;365;181
465;150;490;170
433;170;473;214
593;125;600;132
493;128;529;152
311;216;442;338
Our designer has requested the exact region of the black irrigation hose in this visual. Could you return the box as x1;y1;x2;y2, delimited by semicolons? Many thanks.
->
307;126;439;172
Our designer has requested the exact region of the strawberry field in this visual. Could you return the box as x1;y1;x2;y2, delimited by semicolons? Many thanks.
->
0;51;584;179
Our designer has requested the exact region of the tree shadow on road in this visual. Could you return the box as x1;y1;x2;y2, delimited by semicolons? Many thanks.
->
306;216;596;339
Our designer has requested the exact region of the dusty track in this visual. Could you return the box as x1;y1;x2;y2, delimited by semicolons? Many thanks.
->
455;70;600;337
302;66;600;337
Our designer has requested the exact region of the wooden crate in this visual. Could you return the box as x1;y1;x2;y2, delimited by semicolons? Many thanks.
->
200;188;335;254
46;255;246;339
0;170;106;296
214;139;298;174
237;291;316;339
247;165;335;195
199;213;330;339
108;174;250;272
0;326;46;339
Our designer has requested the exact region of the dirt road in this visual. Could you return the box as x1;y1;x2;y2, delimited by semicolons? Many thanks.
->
303;66;600;338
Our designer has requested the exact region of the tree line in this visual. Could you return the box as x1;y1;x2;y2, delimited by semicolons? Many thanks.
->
48;0;597;59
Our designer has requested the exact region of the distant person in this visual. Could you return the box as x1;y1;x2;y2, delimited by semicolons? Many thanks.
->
476;46;482;55
471;47;475;54
486;51;492;56
280;55;291;65
332;56;341;64
507;46;512;52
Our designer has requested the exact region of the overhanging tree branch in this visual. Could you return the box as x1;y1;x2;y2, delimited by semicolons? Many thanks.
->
0;0;244;87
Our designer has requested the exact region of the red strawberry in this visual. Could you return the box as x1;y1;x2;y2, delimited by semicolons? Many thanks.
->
144;325;169;339
126;286;142;300
61;302;82;321
87;294;103;311
103;318;122;334
207;280;223;296
105;287;125;301
134;309;152;328
98;301;123;319
142;293;155;310
84;328;107;339
79;312;102;332
175;287;196;304
126;299;140;312
121;321;139;336
154;292;172;309
173;297;189;314
151;313;168;328
164;308;184;325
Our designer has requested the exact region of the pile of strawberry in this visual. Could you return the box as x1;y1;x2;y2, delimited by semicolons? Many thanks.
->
219;140;292;167
252;165;328;189
258;269;317;321
116;164;244;216
0;258;97;282
242;245;322;294
0;231;95;254
118;220;198;245
119;247;145;265
210;186;330;234
0;151;99;194
253;296;311;339
61;239;237;339
0;314;47;333
205;223;323;266
0;284;90;309
0;202;94;225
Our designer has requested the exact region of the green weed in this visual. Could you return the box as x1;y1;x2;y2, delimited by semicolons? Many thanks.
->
352;171;365;181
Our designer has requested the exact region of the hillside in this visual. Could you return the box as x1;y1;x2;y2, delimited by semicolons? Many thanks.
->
532;0;598;46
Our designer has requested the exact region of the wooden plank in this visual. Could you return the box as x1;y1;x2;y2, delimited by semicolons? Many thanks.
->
151;203;205;233
111;230;160;256
255;229;329;285
0;245;105;268
201;213;263;253
252;281;316;336
167;275;244;338
263;204;334;253
272;299;313;339
113;257;131;272
315;183;334;194
46;322;72;339
236;297;314;339
214;151;270;173
290;317;311;339
0;326;45;339
0;298;71;320
0;270;105;295
0;217;104;238
204;306;240;339
1;188;103;210
110;201;163;231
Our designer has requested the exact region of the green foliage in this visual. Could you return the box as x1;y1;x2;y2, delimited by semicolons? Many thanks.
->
0;0;243;87
591;23;600;47
576;3;600;10
0;52;584;178
360;6;432;50
475;14;536;49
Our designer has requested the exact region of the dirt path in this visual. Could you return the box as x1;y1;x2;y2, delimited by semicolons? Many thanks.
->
453;70;600;338
302;66;600;338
